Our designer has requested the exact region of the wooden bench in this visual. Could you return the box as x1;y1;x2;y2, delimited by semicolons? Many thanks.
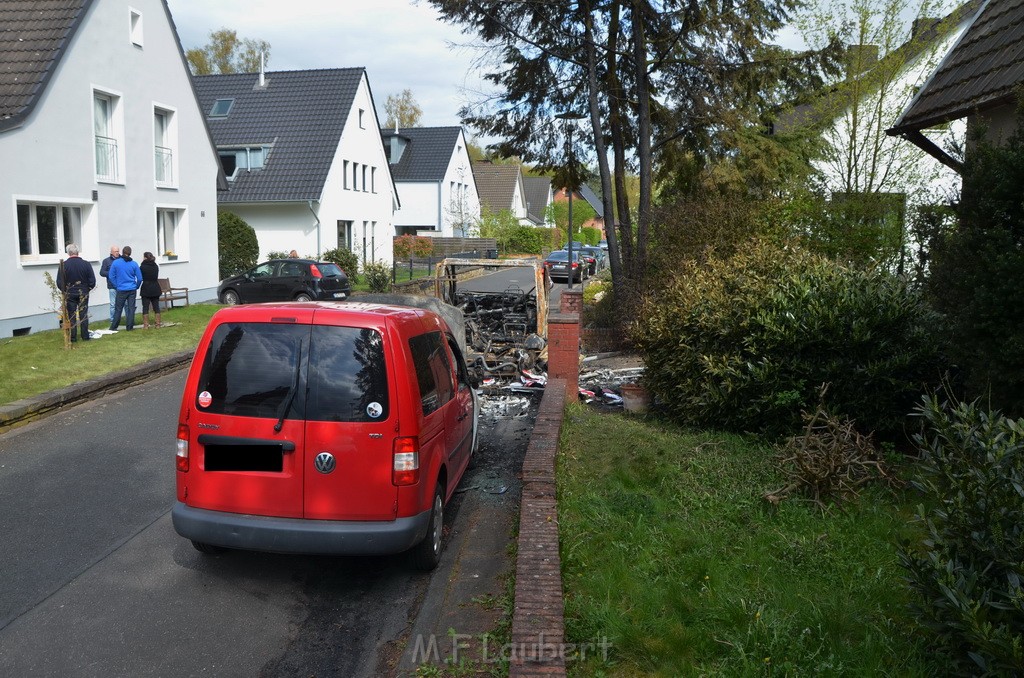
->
158;278;189;308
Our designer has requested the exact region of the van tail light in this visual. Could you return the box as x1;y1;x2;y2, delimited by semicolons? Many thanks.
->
176;423;190;472
310;264;323;278
392;437;420;486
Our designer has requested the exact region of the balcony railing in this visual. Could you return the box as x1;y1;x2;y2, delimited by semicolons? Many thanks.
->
95;135;119;181
155;145;173;184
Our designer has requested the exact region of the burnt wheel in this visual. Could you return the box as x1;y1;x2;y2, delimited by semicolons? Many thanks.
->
410;483;444;571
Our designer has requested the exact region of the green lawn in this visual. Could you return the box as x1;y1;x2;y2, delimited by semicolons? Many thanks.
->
0;304;220;405
557;404;939;676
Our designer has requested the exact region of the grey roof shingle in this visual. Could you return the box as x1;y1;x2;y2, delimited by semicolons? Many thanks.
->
523;176;551;224
890;0;1024;133
0;0;92;131
473;161;522;214
193;68;364;203
381;126;462;182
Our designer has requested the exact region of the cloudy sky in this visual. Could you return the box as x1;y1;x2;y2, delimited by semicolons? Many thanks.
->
165;0;493;129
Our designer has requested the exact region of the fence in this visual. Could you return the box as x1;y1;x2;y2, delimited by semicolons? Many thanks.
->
391;237;499;285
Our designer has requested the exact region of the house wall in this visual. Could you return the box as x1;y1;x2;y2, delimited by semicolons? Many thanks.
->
220;203;315;261
393;183;440;232
440;131;481;237
0;0;220;337
511;178;531;225
816;25;970;208
318;74;396;267
970;104;1019;149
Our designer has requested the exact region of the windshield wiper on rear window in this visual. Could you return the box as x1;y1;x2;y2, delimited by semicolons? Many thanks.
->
275;342;302;433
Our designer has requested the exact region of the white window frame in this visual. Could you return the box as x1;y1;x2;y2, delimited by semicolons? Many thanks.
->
15;197;93;264
156;205;187;260
93;87;126;185
153;103;178;188
129;8;143;47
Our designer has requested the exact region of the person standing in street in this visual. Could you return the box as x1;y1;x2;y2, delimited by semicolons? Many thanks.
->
56;243;97;342
99;244;120;325
109;245;142;331
139;251;162;329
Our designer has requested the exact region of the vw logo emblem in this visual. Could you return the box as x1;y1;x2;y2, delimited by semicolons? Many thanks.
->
314;452;336;474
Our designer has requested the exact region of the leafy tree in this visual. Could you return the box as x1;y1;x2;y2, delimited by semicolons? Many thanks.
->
186;29;270;75
426;0;835;315
217;211;259;279
783;0;970;266
383;89;423;129
546;196;596;245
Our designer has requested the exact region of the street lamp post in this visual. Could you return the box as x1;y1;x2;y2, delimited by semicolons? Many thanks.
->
556;111;585;290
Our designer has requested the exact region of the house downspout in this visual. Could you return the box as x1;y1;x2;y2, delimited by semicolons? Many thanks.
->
308;200;321;257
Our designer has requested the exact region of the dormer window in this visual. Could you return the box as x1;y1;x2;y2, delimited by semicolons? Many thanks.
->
210;99;234;117
218;146;270;179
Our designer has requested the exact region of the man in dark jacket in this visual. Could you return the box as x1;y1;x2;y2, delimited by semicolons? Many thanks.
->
109;245;143;331
56;243;97;342
99;244;120;324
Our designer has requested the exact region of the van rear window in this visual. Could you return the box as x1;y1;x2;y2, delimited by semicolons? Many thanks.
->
197;323;388;422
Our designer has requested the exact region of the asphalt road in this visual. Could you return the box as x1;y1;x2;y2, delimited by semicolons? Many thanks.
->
0;369;535;677
456;260;583;309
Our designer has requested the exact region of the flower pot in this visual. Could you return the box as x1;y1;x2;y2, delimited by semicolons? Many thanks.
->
166;255;178;261
619;383;650;413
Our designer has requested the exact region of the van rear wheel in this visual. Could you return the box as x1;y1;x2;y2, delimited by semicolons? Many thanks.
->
191;540;226;555
410;483;444;571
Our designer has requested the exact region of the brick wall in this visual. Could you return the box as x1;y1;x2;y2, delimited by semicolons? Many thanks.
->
511;379;567;677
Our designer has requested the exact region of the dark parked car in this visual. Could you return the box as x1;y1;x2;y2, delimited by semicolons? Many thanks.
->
577;246;605;273
218;259;351;305
543;250;587;283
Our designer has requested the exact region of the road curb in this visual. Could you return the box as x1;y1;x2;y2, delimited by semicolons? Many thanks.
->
0;350;194;432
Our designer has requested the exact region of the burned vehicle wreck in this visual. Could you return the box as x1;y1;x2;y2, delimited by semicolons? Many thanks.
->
435;258;550;382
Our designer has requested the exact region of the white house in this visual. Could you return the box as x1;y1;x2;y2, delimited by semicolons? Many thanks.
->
473;161;532;226
774;1;982;212
381;126;481;237
0;0;223;338
193;68;398;268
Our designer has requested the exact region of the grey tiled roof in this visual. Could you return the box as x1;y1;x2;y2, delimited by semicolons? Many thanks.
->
474;161;522;214
381;126;462;182
0;0;91;131
523;176;551;224
193;68;365;203
579;184;604;217
891;0;1022;132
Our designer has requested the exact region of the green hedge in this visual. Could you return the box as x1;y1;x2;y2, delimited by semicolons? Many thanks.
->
217;211;259;279
632;239;943;438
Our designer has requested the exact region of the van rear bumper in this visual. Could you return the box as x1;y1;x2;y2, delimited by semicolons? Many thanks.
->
172;501;431;555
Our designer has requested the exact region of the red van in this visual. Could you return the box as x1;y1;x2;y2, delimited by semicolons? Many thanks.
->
171;302;478;570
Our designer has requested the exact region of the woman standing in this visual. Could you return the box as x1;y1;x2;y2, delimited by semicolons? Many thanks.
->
139;251;162;329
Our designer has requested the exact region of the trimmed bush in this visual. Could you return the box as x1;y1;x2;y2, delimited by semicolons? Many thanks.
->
900;397;1024;674
631;239;942;439
321;247;360;283
217;210;259;279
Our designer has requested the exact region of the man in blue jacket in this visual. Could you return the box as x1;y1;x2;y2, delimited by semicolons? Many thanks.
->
56;243;96;342
108;245;143;331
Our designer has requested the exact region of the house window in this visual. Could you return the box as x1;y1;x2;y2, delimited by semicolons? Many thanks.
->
17;201;84;260
217;146;269;180
353;163;360;191
129;8;143;47
154;107;177;186
94;90;124;183
209;99;233;117
362;165;368;192
343;160;349;190
338;220;353;250
371;167;376;193
359;108;365;129
156;207;183;257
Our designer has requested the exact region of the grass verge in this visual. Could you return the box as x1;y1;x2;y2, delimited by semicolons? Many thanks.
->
0;304;221;405
557;404;940;676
